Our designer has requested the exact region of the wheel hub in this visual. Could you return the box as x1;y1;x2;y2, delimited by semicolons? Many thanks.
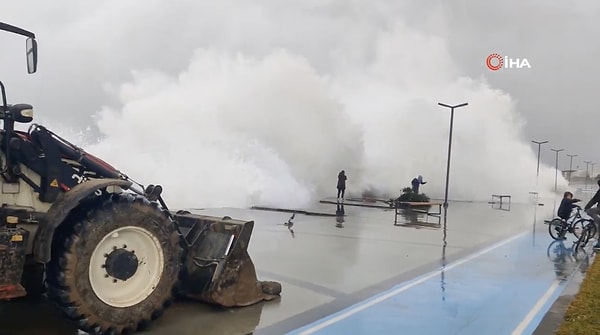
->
89;226;165;308
104;248;139;281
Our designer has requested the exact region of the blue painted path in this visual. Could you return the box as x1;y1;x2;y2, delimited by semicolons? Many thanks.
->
286;230;587;335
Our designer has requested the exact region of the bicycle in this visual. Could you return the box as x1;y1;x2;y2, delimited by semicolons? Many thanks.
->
547;205;596;240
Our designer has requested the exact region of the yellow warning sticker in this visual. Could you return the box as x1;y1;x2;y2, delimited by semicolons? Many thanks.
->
50;179;59;187
11;235;23;242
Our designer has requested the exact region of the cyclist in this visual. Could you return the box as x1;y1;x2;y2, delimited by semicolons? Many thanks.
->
558;191;581;222
584;179;600;250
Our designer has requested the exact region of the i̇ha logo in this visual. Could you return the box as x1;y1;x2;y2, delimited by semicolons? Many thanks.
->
486;53;531;71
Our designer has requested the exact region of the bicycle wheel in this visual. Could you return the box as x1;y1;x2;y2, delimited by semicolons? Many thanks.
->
548;218;566;240
586;220;598;240
572;219;588;238
576;219;597;240
575;226;592;251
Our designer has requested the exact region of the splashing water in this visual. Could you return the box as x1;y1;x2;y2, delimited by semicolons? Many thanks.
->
84;50;564;208
84;50;364;208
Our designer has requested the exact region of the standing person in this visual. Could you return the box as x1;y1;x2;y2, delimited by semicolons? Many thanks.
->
337;170;347;200
584;179;600;249
411;175;427;194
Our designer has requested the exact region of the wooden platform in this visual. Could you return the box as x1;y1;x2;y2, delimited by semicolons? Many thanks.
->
395;201;443;207
250;206;337;217
319;199;391;209
317;198;443;225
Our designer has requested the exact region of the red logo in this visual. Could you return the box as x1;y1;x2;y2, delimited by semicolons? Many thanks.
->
486;53;503;71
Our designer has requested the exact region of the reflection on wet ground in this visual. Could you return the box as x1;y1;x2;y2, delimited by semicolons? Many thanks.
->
393;209;441;229
546;240;590;282
335;203;345;228
0;296;268;335
1;197;585;335
0;297;75;335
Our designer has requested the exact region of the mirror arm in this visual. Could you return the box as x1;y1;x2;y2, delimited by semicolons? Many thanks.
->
0;22;35;39
0;81;6;112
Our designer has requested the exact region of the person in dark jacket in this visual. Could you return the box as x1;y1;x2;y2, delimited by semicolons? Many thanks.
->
337;170;347;200
557;191;581;221
411;175;427;194
584;179;600;249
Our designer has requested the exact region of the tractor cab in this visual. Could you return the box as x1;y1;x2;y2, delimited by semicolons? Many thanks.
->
0;23;37;183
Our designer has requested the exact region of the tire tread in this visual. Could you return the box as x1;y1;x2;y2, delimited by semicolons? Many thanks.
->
46;193;183;335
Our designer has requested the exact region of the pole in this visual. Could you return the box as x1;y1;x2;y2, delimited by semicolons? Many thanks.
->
550;148;564;192
585;160;592;189
444;108;454;208
592;163;596;183
566;154;577;185
438;102;468;208
441;212;447;301
531;140;548;187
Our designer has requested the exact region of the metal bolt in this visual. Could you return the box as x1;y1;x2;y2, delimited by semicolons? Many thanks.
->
113;279;117;283
131;250;135;254
123;244;127;249
113;246;117;250
101;264;106;268
105;274;109;278
104;253;109;258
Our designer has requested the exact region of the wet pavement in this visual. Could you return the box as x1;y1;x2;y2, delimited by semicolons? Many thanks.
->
0;197;591;335
533;255;587;335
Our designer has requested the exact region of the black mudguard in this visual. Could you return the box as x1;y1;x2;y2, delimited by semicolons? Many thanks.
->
32;178;132;263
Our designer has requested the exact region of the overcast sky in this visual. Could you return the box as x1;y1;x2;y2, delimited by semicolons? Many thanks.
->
440;0;600;170
1;1;599;203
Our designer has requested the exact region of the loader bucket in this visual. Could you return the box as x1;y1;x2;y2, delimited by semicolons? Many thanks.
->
174;213;281;307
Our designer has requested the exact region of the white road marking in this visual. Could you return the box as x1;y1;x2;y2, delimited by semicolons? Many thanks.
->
510;280;562;335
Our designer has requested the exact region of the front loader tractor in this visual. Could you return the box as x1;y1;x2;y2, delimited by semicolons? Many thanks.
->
0;22;281;334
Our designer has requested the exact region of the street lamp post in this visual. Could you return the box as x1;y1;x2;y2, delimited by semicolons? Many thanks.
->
550;148;564;192
532;140;549;187
592;163;596;183
566;154;578;185
438;102;469;208
584;160;592;189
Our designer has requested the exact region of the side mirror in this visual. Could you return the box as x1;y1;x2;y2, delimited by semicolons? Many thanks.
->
26;37;37;74
9;104;34;123
15;108;33;123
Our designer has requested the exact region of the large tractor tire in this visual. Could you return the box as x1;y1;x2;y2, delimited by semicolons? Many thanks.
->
45;193;184;335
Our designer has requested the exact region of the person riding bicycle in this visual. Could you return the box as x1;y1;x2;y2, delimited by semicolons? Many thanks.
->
557;191;581;222
584;179;600;249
